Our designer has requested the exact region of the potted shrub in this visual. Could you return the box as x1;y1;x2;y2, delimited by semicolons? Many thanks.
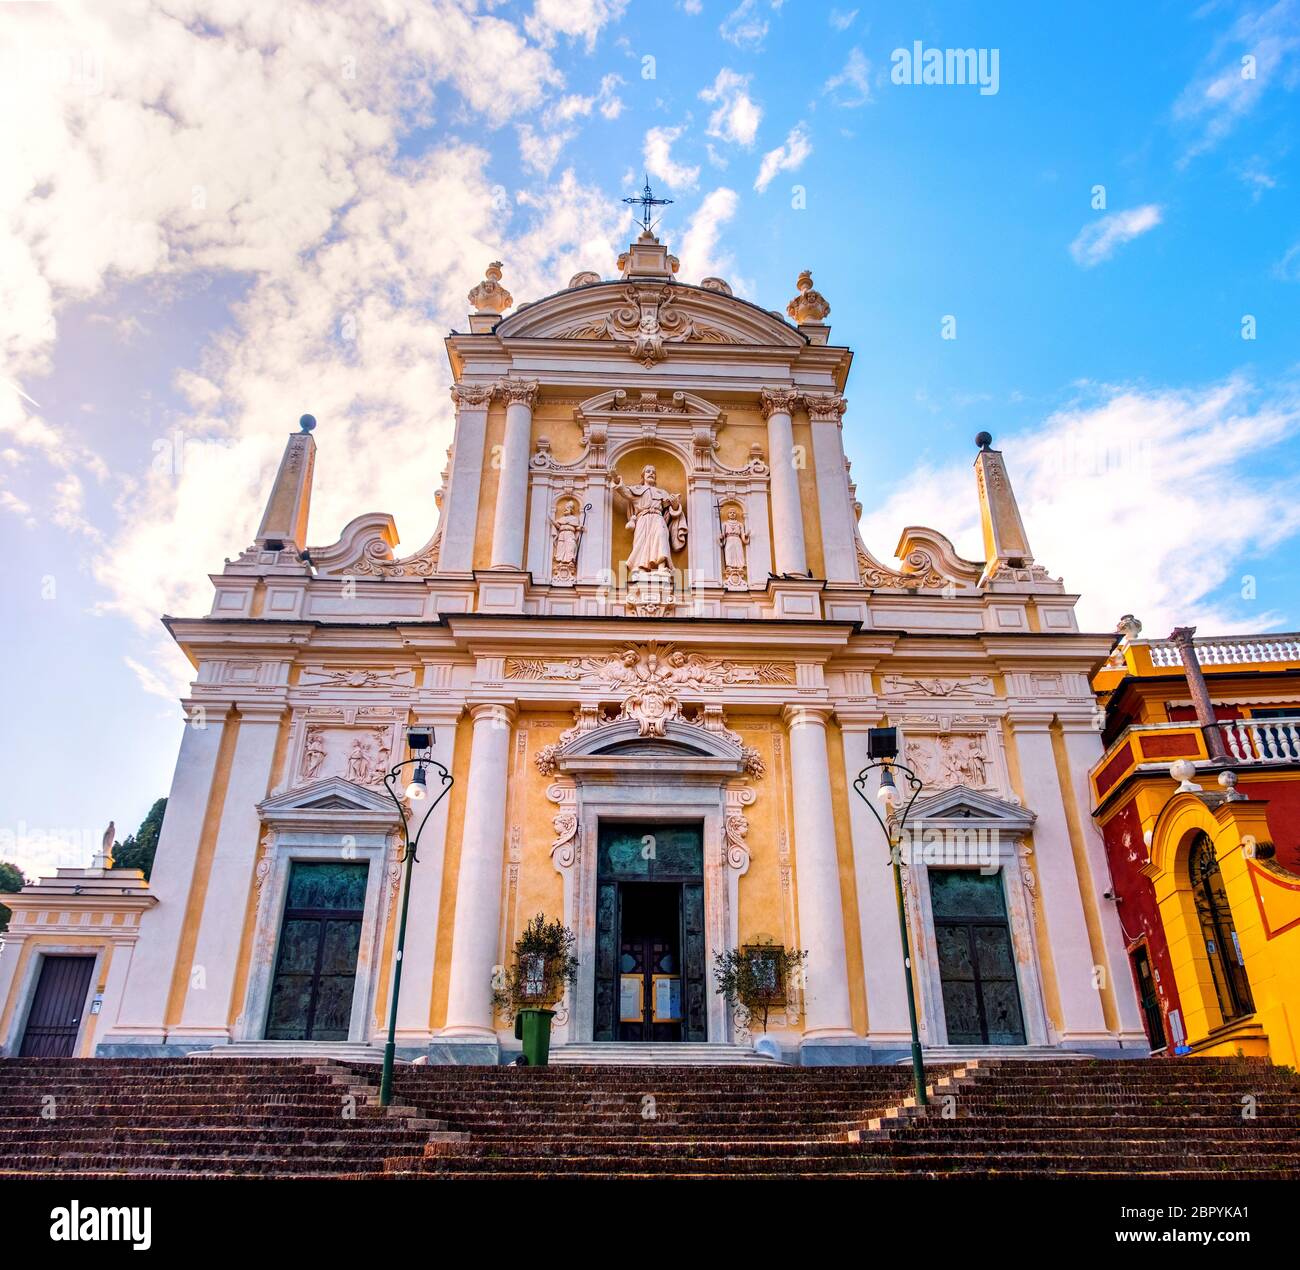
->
713;939;808;1038
493;912;579;1066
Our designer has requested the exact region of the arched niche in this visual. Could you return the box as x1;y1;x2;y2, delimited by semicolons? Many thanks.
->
608;445;689;580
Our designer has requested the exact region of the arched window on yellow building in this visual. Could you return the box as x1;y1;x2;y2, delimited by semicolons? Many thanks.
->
1188;832;1255;1025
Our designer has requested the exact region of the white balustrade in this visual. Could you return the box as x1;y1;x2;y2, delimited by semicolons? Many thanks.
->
1217;717;1300;764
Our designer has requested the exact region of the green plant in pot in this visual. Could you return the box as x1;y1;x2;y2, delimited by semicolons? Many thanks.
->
493;912;579;1066
713;939;808;1038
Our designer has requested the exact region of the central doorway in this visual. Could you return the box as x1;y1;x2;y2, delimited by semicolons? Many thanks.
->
595;821;707;1042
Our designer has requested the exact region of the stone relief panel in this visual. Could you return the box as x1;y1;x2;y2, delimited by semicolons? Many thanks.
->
905;732;993;792
283;707;406;792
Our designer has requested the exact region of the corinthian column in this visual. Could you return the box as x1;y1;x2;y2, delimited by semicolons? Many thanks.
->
760;387;807;577
490;379;538;569
440;703;515;1056
784;705;855;1041
439;383;494;573
802;393;859;583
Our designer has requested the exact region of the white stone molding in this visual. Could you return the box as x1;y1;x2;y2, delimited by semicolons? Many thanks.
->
900;785;1053;1048
239;778;402;1044
543;724;752;1047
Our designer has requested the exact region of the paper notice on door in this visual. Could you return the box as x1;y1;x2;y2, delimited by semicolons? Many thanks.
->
652;975;681;1022
620;974;643;1022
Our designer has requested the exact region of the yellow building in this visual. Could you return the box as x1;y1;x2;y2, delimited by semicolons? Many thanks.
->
2;230;1150;1065
1091;622;1300;1066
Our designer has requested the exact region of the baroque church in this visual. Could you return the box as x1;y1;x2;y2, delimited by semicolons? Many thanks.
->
5;225;1150;1066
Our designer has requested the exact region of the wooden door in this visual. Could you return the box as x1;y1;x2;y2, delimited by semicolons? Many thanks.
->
20;955;95;1057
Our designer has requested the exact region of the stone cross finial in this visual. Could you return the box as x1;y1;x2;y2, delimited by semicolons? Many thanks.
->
786;269;830;323
468;261;513;314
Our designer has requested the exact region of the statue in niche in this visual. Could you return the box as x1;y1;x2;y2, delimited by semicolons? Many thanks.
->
301;727;327;781
719;506;750;590
549;496;585;585
611;464;688;574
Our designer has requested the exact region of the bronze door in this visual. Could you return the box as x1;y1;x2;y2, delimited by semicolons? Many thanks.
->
265;862;367;1041
931;870;1026;1046
20;955;96;1057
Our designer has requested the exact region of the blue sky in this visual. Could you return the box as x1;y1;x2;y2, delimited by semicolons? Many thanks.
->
2;0;1299;878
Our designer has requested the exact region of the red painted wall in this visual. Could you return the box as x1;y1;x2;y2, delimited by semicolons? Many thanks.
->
1240;777;1300;871
1100;798;1183;1052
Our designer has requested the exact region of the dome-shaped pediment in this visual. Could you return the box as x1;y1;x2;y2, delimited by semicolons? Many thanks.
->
495;279;804;365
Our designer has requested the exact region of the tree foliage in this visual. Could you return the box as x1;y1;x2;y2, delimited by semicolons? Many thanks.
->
713;939;808;1032
111;798;167;880
0;859;29;935
491;912;580;1019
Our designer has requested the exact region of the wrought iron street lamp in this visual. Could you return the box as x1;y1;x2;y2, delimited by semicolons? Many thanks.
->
377;727;454;1106
852;726;928;1107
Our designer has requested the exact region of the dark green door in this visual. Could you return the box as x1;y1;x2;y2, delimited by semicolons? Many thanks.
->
595;822;706;1042
265;861;368;1041
931;870;1026;1046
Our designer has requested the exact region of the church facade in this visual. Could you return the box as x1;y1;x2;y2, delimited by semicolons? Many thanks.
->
14;231;1150;1064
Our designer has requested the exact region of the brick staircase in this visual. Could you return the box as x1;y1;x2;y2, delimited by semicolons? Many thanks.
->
3;1056;1298;1179
373;1058;1300;1179
0;1058;445;1179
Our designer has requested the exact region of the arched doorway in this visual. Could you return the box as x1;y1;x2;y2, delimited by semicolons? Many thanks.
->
1187;832;1255;1024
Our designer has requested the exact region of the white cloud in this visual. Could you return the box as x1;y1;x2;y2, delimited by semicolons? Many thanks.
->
699;69;763;148
829;8;858;30
545;73;625;125
720;0;769;49
755;124;812;191
518;124;574;177
526;0;628;52
823;48;872;106
858;377;1300;635
1273;241;1300;281
1069;204;1163;267
677;187;740;281
1173;3;1300;163
643;125;701;190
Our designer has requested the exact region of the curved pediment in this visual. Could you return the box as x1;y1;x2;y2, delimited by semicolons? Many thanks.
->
562;717;743;763
495;280;805;364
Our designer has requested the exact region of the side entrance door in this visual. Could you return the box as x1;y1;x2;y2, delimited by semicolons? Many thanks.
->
931;870;1027;1046
265;861;368;1041
20;955;96;1057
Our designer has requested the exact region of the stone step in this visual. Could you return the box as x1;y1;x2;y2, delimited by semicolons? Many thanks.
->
547;1043;782;1066
190;1042;387;1062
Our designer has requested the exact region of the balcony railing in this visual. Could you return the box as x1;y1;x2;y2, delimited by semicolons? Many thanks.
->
1147;634;1300;668
1217;717;1300;764
1091;716;1300;805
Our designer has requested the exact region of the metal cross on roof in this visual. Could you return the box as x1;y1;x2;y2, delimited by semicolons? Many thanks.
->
623;175;673;234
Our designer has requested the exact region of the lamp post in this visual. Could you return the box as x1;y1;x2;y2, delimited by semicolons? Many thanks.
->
852;726;928;1107
377;727;454;1107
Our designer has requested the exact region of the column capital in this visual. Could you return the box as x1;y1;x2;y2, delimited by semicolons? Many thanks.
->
783;703;834;730
494;378;539;407
232;701;290;726
1006;712;1054;734
468;701;517;729
449;382;494;408
759;386;799;419
800;393;847;424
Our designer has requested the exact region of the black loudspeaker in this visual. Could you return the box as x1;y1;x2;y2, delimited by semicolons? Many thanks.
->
866;727;898;759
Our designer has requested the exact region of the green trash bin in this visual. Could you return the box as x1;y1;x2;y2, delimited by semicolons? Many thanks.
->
514;1008;556;1066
